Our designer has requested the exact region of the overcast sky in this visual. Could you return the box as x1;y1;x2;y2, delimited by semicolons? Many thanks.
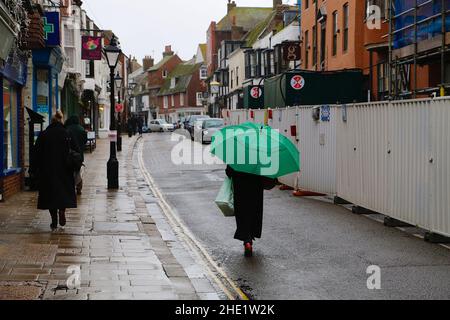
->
83;0;297;63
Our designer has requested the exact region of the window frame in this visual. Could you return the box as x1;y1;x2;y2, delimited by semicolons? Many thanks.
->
196;92;203;106
332;11;339;56
180;92;185;106
1;76;21;175
200;67;208;80
343;3;349;53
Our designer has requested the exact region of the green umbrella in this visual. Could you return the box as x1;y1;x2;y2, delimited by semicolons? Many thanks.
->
210;122;300;179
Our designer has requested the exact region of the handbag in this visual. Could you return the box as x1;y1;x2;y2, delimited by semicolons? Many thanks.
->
262;177;278;191
215;177;235;217
65;137;83;172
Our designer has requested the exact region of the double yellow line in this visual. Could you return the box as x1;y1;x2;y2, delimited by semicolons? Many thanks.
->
136;139;249;301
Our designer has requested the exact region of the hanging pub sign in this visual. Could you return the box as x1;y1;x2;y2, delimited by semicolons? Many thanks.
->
82;36;102;60
43;12;60;46
283;41;301;61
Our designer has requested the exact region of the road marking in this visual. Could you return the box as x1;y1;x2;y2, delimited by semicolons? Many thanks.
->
137;139;249;301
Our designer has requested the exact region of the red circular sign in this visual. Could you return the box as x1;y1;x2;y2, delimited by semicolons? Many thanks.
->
115;103;124;113
250;86;262;99
290;75;305;90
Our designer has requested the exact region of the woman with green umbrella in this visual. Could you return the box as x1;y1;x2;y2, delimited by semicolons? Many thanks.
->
211;123;300;257
225;166;278;257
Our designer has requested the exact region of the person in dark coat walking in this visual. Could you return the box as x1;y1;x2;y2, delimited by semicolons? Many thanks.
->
138;117;144;136
225;166;278;257
132;116;138;136
32;111;80;231
65;116;87;195
127;116;134;137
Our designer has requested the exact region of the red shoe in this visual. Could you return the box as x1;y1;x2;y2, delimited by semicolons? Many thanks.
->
244;242;253;257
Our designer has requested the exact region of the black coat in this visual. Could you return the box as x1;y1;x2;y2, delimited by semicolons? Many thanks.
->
226;166;277;242
65;116;87;162
33;122;79;210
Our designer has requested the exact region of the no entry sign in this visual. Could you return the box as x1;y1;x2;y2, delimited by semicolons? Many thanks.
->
290;75;305;90
250;86;262;99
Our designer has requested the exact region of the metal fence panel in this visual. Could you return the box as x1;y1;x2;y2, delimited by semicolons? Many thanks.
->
226;98;450;237
429;99;450;236
336;98;450;237
297;106;337;194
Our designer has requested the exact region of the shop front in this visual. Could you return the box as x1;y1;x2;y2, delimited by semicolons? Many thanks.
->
32;47;64;127
0;54;27;201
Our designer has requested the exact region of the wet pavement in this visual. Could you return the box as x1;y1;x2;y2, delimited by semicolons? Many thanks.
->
142;132;450;300
0;136;224;300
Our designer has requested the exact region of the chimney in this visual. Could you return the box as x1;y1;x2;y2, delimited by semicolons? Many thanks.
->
143;56;154;71
273;0;282;9
163;45;174;57
227;0;236;13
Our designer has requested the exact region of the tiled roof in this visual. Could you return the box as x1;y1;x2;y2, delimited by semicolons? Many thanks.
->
216;7;273;32
244;6;299;47
244;11;277;47
158;62;202;96
147;55;174;72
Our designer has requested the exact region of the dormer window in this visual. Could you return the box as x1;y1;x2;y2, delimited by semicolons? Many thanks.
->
200;66;208;80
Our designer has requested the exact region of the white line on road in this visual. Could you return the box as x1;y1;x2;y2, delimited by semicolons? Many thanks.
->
137;139;249;301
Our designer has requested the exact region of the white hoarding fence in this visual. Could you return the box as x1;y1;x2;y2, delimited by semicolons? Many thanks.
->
225;97;450;237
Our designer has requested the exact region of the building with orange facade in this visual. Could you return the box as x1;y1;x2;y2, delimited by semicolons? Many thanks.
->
301;0;374;99
301;0;450;101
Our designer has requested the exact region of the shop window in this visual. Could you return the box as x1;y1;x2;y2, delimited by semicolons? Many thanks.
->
3;78;18;171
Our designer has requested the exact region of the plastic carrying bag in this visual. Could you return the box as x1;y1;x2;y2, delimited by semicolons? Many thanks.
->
215;177;235;217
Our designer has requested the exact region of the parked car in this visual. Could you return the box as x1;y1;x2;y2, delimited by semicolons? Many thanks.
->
142;125;149;133
148;119;175;132
184;115;210;140
194;118;225;144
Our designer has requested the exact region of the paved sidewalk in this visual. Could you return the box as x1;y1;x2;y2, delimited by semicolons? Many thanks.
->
0;136;223;300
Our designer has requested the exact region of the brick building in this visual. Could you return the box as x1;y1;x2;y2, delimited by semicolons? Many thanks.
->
299;0;440;101
147;46;183;117
205;0;273;116
157;60;207;123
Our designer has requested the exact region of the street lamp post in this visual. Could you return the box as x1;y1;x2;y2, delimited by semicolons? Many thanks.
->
115;73;123;152
210;81;221;118
103;35;122;190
